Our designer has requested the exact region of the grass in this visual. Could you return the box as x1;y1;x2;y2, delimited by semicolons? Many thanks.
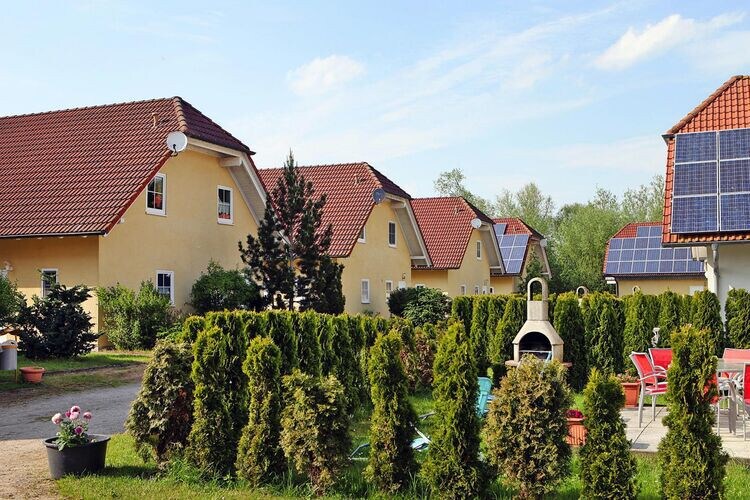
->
55;390;750;499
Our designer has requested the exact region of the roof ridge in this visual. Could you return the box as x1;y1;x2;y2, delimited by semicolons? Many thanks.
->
260;162;370;170
666;75;748;135
175;97;250;152
171;97;189;133
0;96;177;120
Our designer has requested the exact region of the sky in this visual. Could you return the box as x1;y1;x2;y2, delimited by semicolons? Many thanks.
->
2;1;749;206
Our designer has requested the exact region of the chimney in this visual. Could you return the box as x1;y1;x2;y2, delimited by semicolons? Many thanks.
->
151;112;159;128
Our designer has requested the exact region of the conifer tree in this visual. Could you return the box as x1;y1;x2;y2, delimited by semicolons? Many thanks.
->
451;295;473;334
489;295;525;383
485;294;508;339
265;310;298;375
469;296;491;374
727;288;750;348
553;292;587;391
658;291;682;347
690;290;724;354
587;295;624;374
295;311;322;376
623;292;658;369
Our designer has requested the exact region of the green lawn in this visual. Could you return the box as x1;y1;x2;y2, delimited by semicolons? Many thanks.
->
55;390;750;499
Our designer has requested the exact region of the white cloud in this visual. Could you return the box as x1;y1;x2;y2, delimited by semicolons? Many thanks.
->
287;55;365;96
595;13;743;70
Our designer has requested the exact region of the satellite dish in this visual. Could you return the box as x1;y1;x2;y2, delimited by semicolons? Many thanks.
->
166;131;188;155
372;188;386;204
470;217;482;229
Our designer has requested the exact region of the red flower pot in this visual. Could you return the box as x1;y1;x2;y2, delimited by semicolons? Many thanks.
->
20;366;45;383
622;382;640;408
566;417;587;446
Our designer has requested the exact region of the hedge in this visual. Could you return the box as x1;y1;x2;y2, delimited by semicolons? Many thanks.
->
690;290;724;355
623;292;659;371
583;292;624;374
553;292;587;391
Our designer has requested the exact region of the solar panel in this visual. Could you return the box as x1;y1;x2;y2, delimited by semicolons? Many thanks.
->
671;196;718;233
673;163;717;196
720;193;750;231
498;233;530;274
720;129;750;160
605;227;705;276
493;223;507;238
675;132;717;163
719;159;750;193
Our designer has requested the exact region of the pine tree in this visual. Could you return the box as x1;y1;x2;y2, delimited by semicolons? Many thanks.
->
308;255;345;314
553;292;587;391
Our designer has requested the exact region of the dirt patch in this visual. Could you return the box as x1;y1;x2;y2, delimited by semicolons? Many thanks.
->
0;439;58;499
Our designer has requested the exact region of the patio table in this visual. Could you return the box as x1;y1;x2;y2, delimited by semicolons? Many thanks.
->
717;360;744;434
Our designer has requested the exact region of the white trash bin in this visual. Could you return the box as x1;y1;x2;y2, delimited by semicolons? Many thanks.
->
0;340;18;370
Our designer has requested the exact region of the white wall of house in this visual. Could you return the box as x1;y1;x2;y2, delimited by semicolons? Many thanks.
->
704;243;750;315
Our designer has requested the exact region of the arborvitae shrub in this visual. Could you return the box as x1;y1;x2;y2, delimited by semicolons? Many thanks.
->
585;293;624;374
235;336;285;484
178;315;206;344
658;291;682;347
579;369;638;499
422;322;486;499
126;341;194;463
265;310;298;374
484;357;571;499
295;311;322;376
318;314;335;375
330;314;359;411
389;316;415;347
553;292;587;391
623;292;659;371
485;295;508;339
451;295;473;335
680;293;693;326
726;288;750;348
400;324;438;390
658;326;728;499
469;296;491;375
489;295;525;383
365;331;418;493
691;290;724;354
280;370;351;495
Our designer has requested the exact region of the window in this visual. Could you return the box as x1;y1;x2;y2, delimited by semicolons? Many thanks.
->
473;285;480;295
482;286;488;294
385;280;393;300
460;285;467;295
156;270;174;304
415;283;425;289
358;227;366;243
489;287;495;294
41;269;58;297
398;280;407;290
388;221;397;247
476;240;482;260
217;186;233;224
361;279;370;304
146;173;166;215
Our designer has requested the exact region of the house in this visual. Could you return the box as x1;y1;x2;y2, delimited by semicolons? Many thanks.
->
258;163;430;316
603;222;705;296
410;197;503;296
0;97;266;338
661;75;750;310
490;217;551;294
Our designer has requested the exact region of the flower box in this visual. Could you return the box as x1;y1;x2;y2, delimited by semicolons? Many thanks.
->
621;382;640;408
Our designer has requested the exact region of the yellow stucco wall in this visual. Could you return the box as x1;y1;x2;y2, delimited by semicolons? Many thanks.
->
411;229;491;297
0;237;100;327
98;149;259;313
490;276;517;295
337;200;414;316
617;278;706;296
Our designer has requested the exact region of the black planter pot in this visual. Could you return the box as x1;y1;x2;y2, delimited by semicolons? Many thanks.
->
43;434;110;479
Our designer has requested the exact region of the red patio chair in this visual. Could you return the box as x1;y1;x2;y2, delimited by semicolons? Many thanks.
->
720;348;750;384
630;352;668;427
648;348;672;376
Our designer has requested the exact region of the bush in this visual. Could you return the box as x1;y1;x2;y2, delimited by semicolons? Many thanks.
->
98;281;174;350
484;356;571;499
489;295;525;383
365;331;417;493
177;315;206;344
387;287;420;317
658;326;728;499
17;284;98;359
422;322;486;498
0;275;22;326
295;311;322;376
400;324;438;390
403;287;451;327
658;291;682;347
623;292;659;371
726;288;750;348
280;370;351;495
690;290;724;355
235;336;285;484
485;295;508;338
450;295;473;334
190;260;262;314
469;296;491;375
265;311;298;375
579;369;638;499
329;314;359;412
126;341;194;463
553;292;587;391
583;293;624;374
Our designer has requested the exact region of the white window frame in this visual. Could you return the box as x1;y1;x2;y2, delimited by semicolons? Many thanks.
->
388;221;397;247
482;286;488;294
397;280;407;290
385;280;393;300
489;287;495;294
473;285;480;295
41;268;58;297
415;283;425;289
358;226;366;243
217;185;234;225
146;173;167;216
460;284;467;295
361;279;370;304
476;240;482;260
156;270;175;305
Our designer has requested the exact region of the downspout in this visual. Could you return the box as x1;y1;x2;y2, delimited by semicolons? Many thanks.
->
711;243;720;293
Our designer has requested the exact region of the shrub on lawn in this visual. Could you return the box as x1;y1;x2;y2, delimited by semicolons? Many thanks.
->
657;291;682;347
658;325;728;499
690;290;724;355
451;295;473;335
489;295;525;384
0;275;22;326
726;288;750;348
387;287;420;317
176;315;206;344
98;281;174;350
484;356;571;499
17;284;98;359
365;331;417;493
553;292;587;391
422;322;486;498
265;310;298;375
623;292;659;371
579;369;638;499
295;311;322;376
403;287;451;327
280;370;351;495
235;336;285;485
126;341;194;463
469;295;491;375
190;260;262;314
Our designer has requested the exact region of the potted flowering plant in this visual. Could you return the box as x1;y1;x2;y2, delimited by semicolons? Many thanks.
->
44;405;110;479
617;373;640;408
565;409;587;446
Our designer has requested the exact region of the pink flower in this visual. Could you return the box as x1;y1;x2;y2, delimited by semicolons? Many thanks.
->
65;410;71;418
83;412;92;420
70;405;81;414
74;426;83;436
51;413;63;425
69;411;80;420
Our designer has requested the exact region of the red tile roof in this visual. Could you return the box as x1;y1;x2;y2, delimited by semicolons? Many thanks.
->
257;163;412;258
662;76;750;244
411;197;493;269
0;97;254;238
492;217;543;239
613;221;660;239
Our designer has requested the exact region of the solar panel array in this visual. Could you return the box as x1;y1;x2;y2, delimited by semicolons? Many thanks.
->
494;223;530;274
672;128;750;233
605;225;704;275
